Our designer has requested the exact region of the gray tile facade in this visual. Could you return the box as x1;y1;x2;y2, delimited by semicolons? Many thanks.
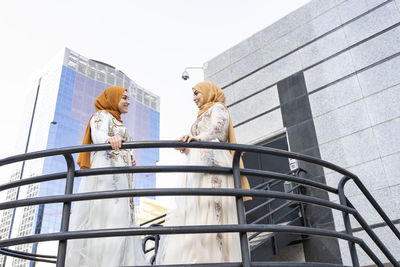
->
234;109;283;144
231;49;264;80
204;49;231;77
298;27;348;69
293;5;342;45
313;100;371;144
229;68;270;104
261;31;298;65
319;128;380;169
205;0;400;264
338;223;400;266
342;1;400;45
229;86;279;126
309;75;363;117
364;84;400;124
366;0;389;9
343;187;397;229
336;0;369;22
373;117;400;157
356;54;400;96
349;25;400;70
231;32;262;63
304;51;356;92
207;65;233;88
382;152;400;187
326;158;389;201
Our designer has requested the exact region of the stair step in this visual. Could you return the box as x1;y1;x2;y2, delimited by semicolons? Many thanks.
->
249;221;291;247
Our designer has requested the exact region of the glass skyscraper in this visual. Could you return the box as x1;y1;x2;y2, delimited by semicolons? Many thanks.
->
0;48;160;267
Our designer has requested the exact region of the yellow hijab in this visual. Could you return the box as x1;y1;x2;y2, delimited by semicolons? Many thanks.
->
77;86;126;169
193;81;251;201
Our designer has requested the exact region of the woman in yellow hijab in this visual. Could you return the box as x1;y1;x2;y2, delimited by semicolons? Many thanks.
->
66;86;147;266
157;81;250;264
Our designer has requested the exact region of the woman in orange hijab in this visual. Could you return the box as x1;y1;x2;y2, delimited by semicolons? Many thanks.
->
66;86;147;266
157;81;250;264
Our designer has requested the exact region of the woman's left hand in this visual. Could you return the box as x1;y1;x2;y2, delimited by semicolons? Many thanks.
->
179;135;200;143
107;135;125;151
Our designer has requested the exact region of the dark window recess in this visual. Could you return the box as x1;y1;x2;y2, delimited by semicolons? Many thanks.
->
243;136;296;225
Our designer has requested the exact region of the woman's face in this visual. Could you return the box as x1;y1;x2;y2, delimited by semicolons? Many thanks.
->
192;88;205;108
118;91;130;113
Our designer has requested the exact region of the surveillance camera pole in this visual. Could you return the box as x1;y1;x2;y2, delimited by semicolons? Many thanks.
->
181;66;206;80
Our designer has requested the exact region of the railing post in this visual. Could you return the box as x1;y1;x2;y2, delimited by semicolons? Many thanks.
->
232;151;250;267
295;169;308;227
56;154;75;267
352;176;400;240
338;176;360;267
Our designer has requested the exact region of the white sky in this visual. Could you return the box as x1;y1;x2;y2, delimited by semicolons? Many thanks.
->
0;0;310;184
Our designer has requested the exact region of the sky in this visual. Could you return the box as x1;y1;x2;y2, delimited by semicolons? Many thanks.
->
0;0;310;186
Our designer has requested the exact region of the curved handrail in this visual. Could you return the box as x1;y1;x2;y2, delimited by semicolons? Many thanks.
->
0;188;356;213
0;141;398;267
0;166;338;195
0;140;358;178
339;176;400;239
0;224;383;266
0;248;56;264
338;176;400;266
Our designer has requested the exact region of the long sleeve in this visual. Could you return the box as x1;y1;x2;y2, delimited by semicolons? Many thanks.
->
90;111;111;144
196;103;229;142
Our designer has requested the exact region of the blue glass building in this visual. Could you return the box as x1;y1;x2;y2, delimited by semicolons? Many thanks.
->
3;48;160;266
40;48;159;232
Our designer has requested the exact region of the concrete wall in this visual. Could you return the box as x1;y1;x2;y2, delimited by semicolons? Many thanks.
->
205;0;400;265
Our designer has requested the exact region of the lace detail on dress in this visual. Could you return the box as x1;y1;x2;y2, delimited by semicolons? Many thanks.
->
93;112;103;129
190;103;229;142
215;202;222;222
128;173;135;224
216;233;223;251
200;149;216;166
211;176;222;188
212;176;223;226
214;176;223;251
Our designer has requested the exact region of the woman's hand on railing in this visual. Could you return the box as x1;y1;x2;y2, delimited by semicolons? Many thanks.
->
107;136;125;151
175;135;199;155
179;134;200;143
175;147;188;154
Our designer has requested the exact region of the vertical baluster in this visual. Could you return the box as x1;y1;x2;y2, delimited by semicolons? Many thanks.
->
232;151;250;267
338;176;359;267
56;154;75;267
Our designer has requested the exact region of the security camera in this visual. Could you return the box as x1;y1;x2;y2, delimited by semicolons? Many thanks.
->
181;70;189;80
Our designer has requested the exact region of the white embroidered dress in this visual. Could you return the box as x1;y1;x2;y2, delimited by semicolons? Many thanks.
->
156;103;242;264
65;110;147;266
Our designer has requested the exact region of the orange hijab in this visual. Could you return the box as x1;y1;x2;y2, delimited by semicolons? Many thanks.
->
193;81;251;200
77;86;126;169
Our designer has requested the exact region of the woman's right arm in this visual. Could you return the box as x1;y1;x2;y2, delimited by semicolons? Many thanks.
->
91;111;124;151
90;111;111;144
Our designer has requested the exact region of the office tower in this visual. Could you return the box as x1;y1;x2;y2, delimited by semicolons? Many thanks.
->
1;48;160;266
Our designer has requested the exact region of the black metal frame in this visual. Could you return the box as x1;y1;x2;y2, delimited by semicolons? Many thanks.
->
0;141;399;267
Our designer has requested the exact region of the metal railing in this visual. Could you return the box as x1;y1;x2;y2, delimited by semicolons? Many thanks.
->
247;169;307;255
141;168;307;264
0;141;398;267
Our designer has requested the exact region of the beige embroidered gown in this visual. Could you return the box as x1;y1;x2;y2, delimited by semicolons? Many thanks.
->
156;103;242;264
65;110;147;266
